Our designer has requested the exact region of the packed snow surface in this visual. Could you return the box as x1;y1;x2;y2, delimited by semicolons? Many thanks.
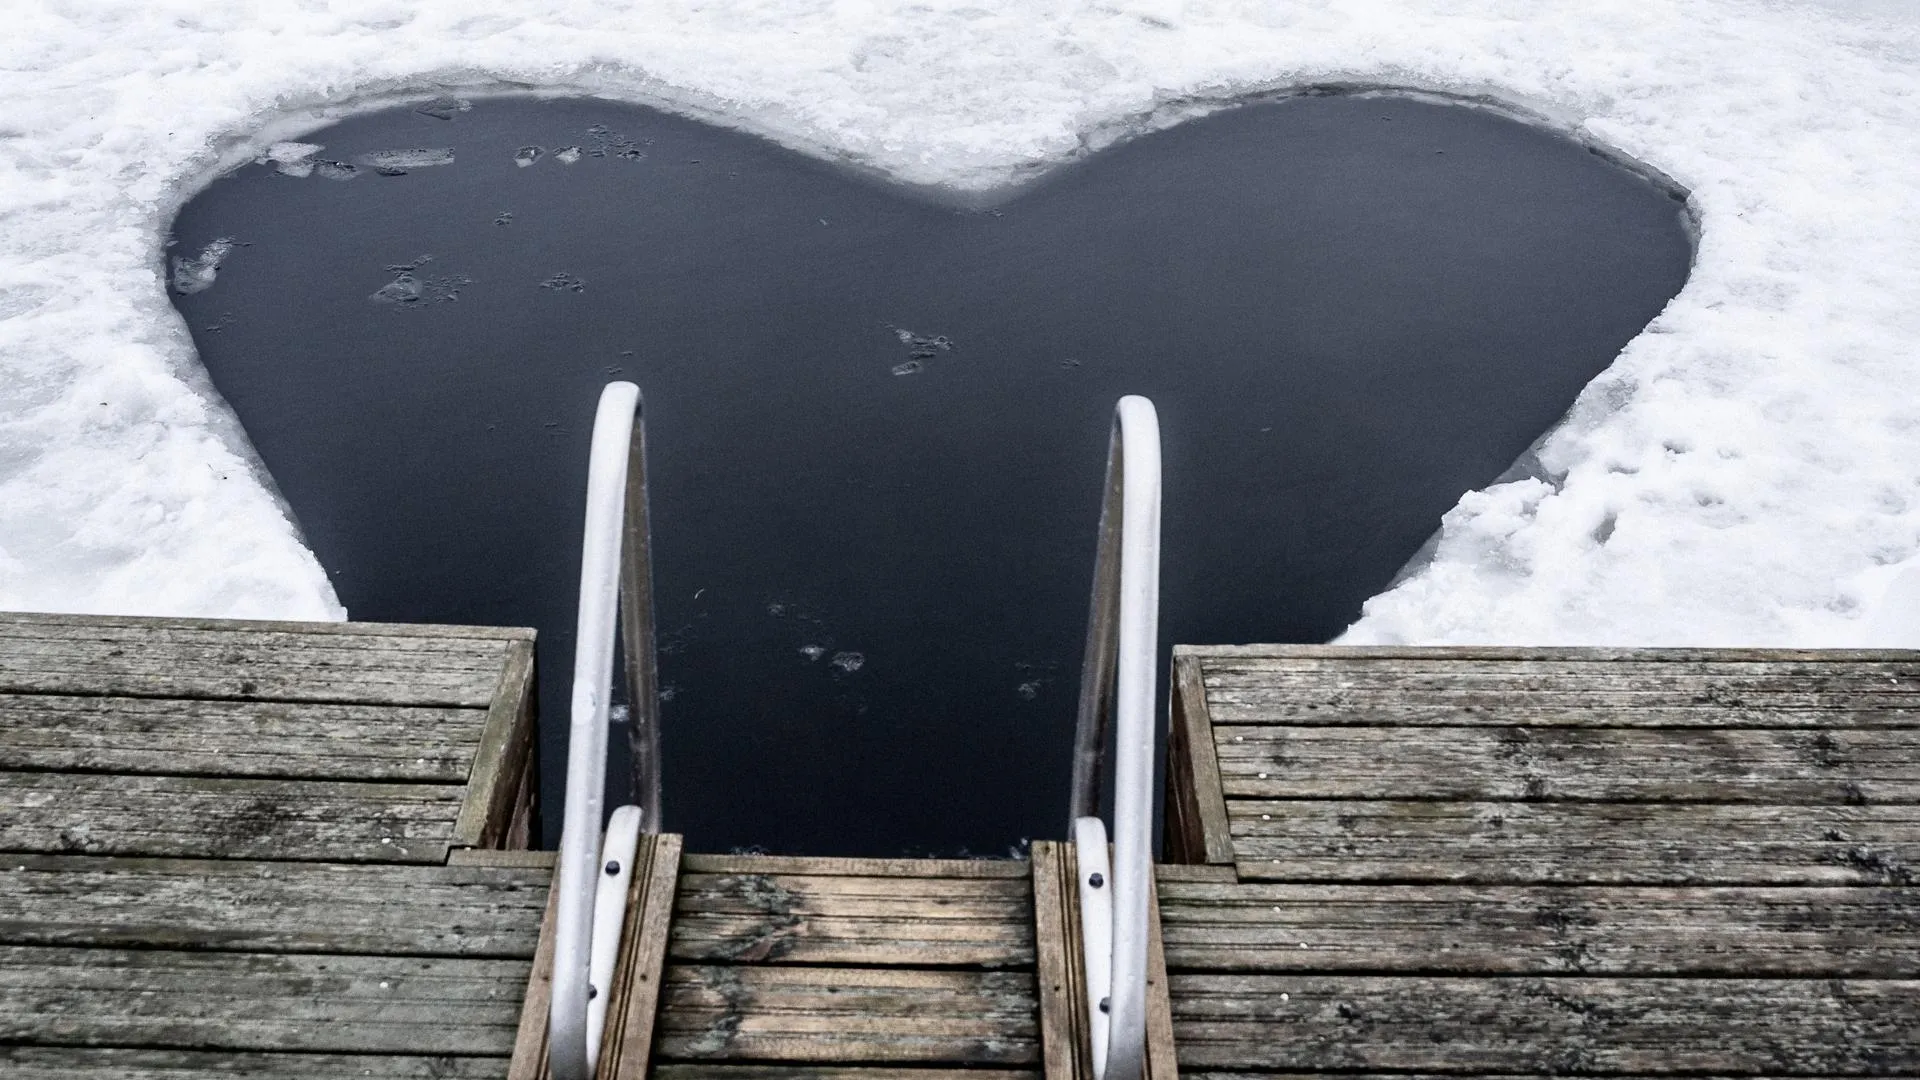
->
2;0;1917;643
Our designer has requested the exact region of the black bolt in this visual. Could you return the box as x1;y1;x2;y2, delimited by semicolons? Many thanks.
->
587;985;598;1000
605;860;621;875
1089;872;1104;888
1099;996;1111;1014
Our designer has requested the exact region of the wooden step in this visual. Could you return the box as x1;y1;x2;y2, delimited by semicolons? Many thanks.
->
654;856;1041;1070
1163;645;1920;1078
0;613;537;860
0;613;545;1080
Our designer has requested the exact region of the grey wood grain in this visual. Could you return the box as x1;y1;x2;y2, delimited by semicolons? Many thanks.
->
600;833;684;1080
1168;973;1920;1074
0;611;532;641
0;772;464;862
0;945;528;1054
1158;881;1920;975
653;1069;1038;1080
1229;799;1920;884
452;637;536;849
1215;725;1920;802
655;965;1040;1065
0;856;549;955
671;871;1034;968
680;854;1031;879
0;694;486;780
1177;643;1920;662
0;1048;511;1079
1168;654;1235;865
0;617;516;706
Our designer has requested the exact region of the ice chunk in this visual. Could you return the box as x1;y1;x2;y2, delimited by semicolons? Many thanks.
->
370;262;470;305
261;142;322;177
413;96;471;120
355;148;455;176
554;145;583;164
514;145;543;167
170;237;235;295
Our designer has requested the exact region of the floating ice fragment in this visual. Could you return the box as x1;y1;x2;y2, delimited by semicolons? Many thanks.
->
413;96;471;120
315;160;358;181
1017;680;1042;700
171;237;235;295
586;124;648;160
540;272;586;293
370;265;470;306
514;146;543;167
355;148;454;176
800;645;825;661
494;211;512;226
370;273;422;305
261;142;322;177
829;651;864;674
891;360;923;376
893;328;955;361
554;146;582;164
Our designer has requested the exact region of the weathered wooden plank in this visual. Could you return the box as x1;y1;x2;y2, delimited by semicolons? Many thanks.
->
655;965;1040;1064
0;1047;511;1079
0;772;463;862
672;871;1034;967
0;617;525;657
0;617;519;706
1031;841;1091;1080
0;855;549;956
1157;881;1920;976
1168;973;1920;1074
1215;725;1920;803
1180;1074;1901;1080
1143;869;1179;1080
1179;643;1920;663
453;637;538;849
1230;800;1920;885
0;611;532;641
1195;652;1920;727
505;861;563;1080
1154;865;1238;884
1201;671;1920;713
680;854;1030;879
0;694;487;780
1212;699;1920;727
653;1069;1038;1080
1166;655;1234;866
451;848;557;868
0;945;528;1054
602;833;685;1080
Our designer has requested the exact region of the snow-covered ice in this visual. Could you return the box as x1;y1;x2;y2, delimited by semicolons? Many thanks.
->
1;0;1917;644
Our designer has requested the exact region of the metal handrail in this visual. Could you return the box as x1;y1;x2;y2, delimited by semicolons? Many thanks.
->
549;381;664;1080
1067;395;1161;1080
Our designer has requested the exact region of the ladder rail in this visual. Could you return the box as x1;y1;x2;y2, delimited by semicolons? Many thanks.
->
549;381;663;1080
1068;395;1162;1080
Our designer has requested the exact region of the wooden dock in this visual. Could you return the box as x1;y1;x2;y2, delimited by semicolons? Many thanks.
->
4;617;1917;1077
1161;644;1920;1077
0;612;544;1079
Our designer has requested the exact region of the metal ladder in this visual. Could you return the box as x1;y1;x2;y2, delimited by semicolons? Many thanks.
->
544;382;1162;1080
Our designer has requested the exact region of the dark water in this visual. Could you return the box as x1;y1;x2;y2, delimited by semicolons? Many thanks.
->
169;92;1692;856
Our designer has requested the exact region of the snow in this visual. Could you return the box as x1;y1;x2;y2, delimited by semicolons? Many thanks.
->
1;0;1917;644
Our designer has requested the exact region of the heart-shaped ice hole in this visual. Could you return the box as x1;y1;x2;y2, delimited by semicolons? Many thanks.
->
168;91;1693;856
